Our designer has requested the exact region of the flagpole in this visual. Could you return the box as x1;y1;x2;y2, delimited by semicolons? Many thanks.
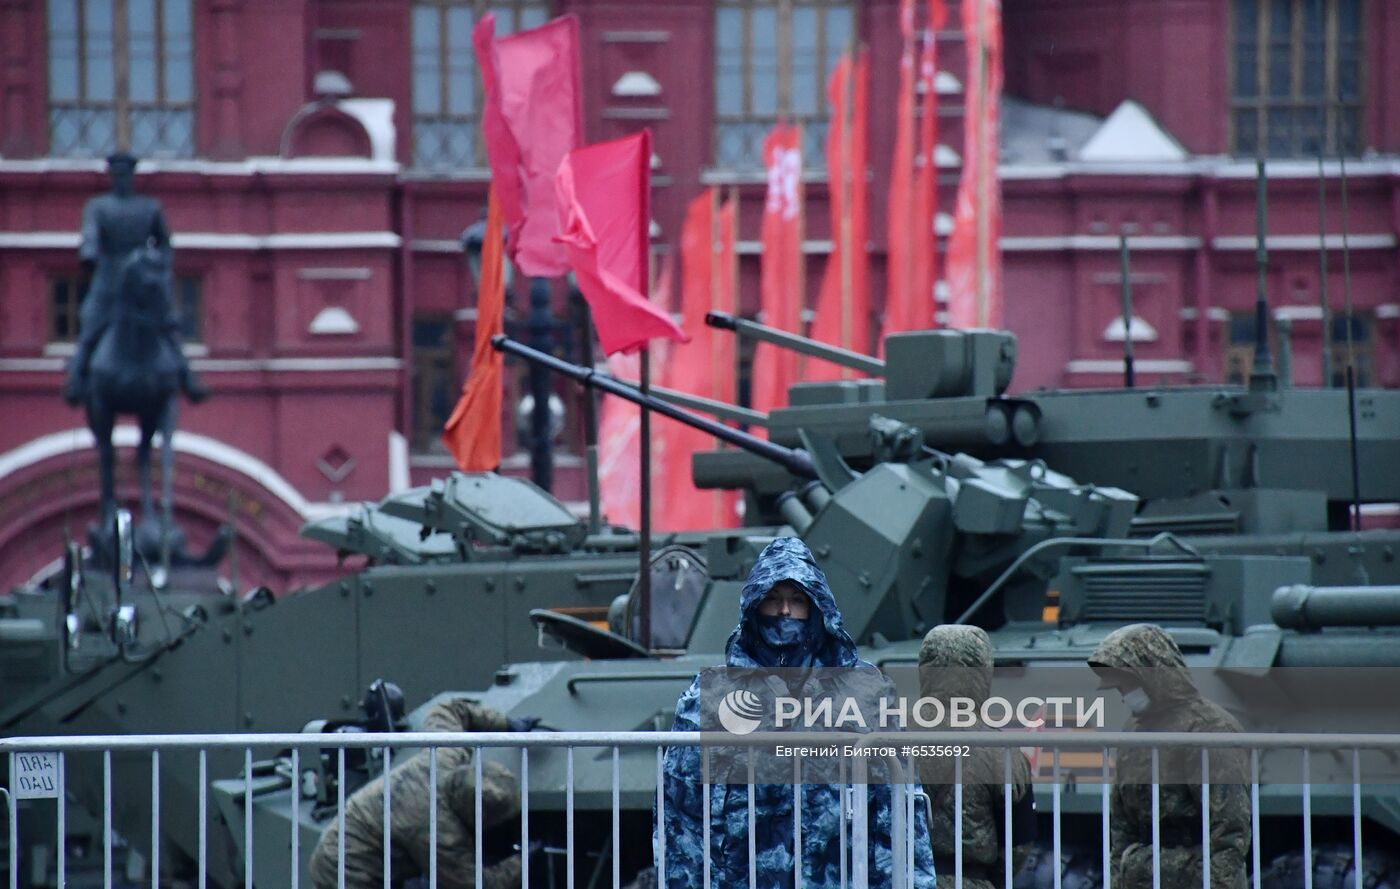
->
638;342;651;645
575;294;602;534
709;187;724;524
638;130;654;652
710;187;722;415
839;48;856;378
729;185;742;400
974;0;991;328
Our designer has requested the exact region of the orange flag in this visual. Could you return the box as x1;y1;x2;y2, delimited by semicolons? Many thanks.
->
882;0;920;342
753;124;803;416
946;0;1003;328
654;190;740;531
441;188;505;470
806;50;871;380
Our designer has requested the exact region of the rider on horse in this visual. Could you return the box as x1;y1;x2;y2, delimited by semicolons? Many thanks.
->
62;152;207;407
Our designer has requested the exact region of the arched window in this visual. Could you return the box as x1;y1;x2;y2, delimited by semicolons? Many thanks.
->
411;0;550;170
713;0;854;170
1230;0;1363;156
46;0;196;158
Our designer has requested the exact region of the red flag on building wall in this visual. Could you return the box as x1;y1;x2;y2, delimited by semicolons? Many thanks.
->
806;50;871;380
442;187;505;470
884;0;945;340
882;0;920;342
655;190;740;530
596;259;682;529
474;13;582;278
753;124;804;415
597;348;642;528
555;130;689;355
946;0;1003;328
912;0;948;329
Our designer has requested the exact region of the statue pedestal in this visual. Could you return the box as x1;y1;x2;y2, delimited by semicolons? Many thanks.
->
87;517;231;571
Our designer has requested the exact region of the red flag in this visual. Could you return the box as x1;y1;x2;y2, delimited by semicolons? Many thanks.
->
599;259;685;530
597;349;642;528
555;130;689;355
807;50;871;380
882;0;925;341
441;188;505;470
654;191;740;531
474;13;582;278
911;0;948;330
946;0;1003;328
711;195;738;405
753;124;804;415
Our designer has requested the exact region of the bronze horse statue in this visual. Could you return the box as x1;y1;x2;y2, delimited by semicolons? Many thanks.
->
71;247;224;567
63;153;223;569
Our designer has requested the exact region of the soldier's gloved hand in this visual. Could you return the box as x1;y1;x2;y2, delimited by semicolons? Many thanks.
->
508;716;543;732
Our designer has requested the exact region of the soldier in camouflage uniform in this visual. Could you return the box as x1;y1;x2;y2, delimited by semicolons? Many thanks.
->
1088;624;1251;889
916;625;1033;888
308;698;522;889
657;537;937;888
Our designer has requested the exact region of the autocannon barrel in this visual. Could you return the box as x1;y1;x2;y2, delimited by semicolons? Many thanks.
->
491;335;817;479
1272;584;1400;630
705;311;886;376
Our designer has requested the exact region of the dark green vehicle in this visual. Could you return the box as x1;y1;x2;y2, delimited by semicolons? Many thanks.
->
203;311;1400;889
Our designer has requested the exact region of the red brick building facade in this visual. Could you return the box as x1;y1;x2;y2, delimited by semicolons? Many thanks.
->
1;0;1398;593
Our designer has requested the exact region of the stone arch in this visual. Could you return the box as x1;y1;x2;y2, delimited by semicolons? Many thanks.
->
0;427;349;595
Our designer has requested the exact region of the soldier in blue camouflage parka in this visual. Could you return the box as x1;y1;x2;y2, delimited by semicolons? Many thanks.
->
655;537;937;888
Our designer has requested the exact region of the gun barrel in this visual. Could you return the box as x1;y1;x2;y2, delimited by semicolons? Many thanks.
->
638;382;769;428
491;335;816;479
706;311;886;376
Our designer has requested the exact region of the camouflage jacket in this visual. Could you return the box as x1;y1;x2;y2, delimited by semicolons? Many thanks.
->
656;537;936;889
308;698;521;889
1089;624;1250;889
917;625;1033;889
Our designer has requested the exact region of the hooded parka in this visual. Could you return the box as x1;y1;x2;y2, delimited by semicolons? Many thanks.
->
1088;624;1250;889
657;537;937;888
917;625;1033;888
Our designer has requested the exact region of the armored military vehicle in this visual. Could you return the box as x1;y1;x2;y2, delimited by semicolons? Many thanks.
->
0;472;658;888
206;314;1400;889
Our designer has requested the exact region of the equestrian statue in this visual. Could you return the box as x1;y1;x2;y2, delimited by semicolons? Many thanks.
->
62;152;226;569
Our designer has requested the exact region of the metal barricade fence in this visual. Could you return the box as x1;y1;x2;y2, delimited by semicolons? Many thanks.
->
4;730;1400;889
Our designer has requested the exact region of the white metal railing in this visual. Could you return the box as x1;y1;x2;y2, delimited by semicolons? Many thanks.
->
5;730;1400;889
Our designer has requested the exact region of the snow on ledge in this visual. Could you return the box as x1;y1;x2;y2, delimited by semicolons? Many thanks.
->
1078;100;1189;163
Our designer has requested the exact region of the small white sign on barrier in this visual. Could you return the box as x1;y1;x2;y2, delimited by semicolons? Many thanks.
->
13;752;60;799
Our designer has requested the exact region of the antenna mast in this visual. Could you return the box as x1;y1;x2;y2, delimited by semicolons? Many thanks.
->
1250;159;1277;392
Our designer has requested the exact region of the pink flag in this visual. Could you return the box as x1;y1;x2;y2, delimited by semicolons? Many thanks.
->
555;130;689;355
946;0;1003;328
474;14;582;277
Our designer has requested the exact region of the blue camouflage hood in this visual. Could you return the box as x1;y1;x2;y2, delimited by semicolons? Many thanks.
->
726;537;858;669
656;537;936;889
